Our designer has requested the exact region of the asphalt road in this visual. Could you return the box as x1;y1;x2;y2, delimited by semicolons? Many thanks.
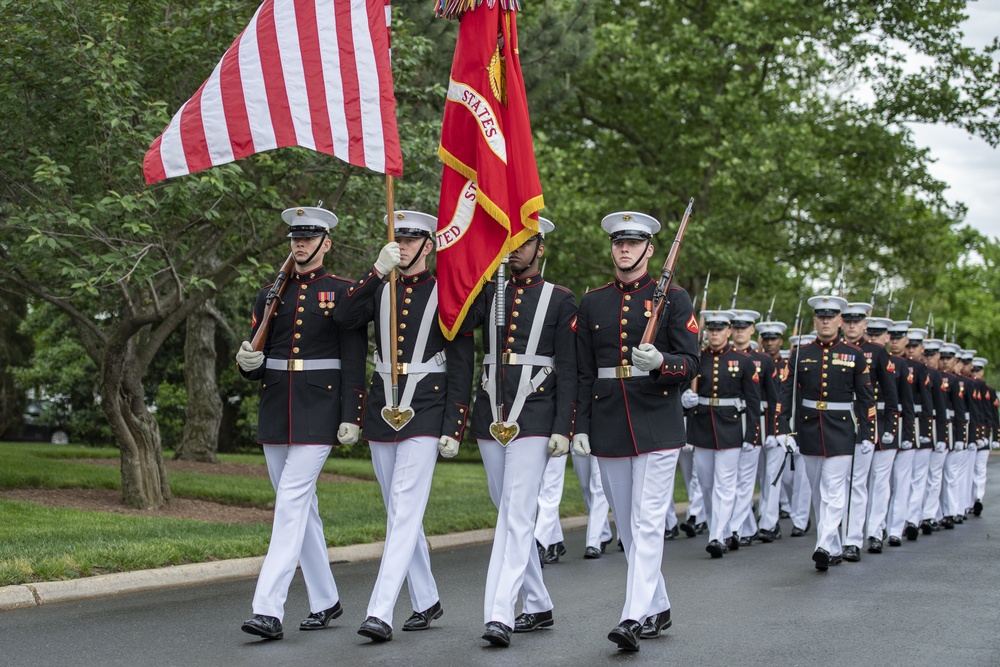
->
3;459;1000;667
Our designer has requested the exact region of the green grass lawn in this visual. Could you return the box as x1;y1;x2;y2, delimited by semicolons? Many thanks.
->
0;442;689;586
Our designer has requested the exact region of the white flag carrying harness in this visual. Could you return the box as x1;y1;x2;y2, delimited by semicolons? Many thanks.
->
482;282;555;445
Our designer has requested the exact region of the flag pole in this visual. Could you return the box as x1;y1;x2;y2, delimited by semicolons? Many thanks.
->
386;175;400;410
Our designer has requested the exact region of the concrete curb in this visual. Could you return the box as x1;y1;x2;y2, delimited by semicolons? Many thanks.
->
0;514;602;612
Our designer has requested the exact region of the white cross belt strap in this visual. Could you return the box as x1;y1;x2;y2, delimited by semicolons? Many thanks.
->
802;399;853;411
597;366;650;379
376;283;441;417
697;397;745;409
266;358;341;371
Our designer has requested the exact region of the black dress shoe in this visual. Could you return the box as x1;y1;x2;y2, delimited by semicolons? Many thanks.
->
680;517;697;538
584;546;603;559
930;519;941;532
664;525;679;540
513;609;553;633
738;535;753;548
812;547;831;571
867;536;883;553
756;528;774;543
772;524;783;540
695;522;709;535
904;522;919;541
973;499;983;516
920;519;933;535
706;540;726;558
536;540;546;568
482;621;512;647
242;614;283;640
543;541;566;564
639;609;672;639
941;516;955;529
608;620;642;651
954;514;965;524
843;545;861;562
779;509;791;519
299;601;343;630
618;538;625;551
402;600;442;631
888;535;902;546
790;526;806;537
601;537;613;552
358;616;392;642
829;553;843;566
725;534;740;551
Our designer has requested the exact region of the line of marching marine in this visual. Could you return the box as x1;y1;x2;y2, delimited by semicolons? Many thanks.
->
233;204;999;654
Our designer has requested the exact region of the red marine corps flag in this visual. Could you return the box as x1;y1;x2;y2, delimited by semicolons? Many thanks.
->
143;0;402;184
434;0;544;339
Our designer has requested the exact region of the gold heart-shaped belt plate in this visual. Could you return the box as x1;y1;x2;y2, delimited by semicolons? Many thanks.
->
489;421;520;446
381;406;415;431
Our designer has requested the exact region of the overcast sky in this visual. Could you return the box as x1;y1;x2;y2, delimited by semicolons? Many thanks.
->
908;2;999;240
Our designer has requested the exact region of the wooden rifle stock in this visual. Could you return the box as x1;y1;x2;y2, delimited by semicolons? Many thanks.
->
641;198;694;345
250;252;296;352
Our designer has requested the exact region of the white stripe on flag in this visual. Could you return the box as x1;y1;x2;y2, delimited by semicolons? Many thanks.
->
316;0;349;160
201;62;235;166
352;0;386;172
159;103;189;179
273;2;316;151
238;9;277;154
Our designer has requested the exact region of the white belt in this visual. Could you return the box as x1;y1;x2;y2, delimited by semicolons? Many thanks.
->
914;405;922;413
946;409;955;419
760;401;768;411
484;353;554;367
266;358;341;372
877;401;886;410
698;397;745;409
375;350;447;375
598;366;649;379
802;399;853;411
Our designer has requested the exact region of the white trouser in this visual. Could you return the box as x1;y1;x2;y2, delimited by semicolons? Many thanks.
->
479;437;553;626
803;455;853;557
678;446;705;521
842;445;873;548
572;453;613;548
693;447;741;543
873;449;901;538
599;449;678;623
964;448;978;510
367;438;440;625
941;449;968;518
973;449;990;502
790;453;812;530
253;445;338;621
923;450;947;521
734;446;761;538
907;448;932;526
534;455;566;548
757;443;787;531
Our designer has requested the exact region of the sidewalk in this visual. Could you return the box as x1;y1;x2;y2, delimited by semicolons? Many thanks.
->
0;515;603;612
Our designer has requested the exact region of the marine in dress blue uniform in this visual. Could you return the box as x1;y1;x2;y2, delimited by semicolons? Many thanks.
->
464;217;578;647
901;328;937;540
333;211;474;642
755;320;795;542
574;211;699;651
783;295;875;571
937;342;970;528
238;206;368;640
882;321;918;548
683;310;761;557
970;357;999;515
919;338;951;532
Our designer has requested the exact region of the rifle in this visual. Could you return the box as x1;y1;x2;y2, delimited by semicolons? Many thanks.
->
698;272;711;346
772;298;803;486
885;289;894;319
250;252;296;352
730;275;740;309
869;277;880;310
764;295;776;322
640;198;695;345
836;262;846;298
926;311;934;338
906;298;914;322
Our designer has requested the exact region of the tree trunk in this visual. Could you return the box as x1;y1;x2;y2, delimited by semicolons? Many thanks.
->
101;332;171;509
175;301;222;462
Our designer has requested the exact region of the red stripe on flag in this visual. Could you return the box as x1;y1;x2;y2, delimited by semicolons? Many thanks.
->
296;0;333;154
143;134;167;184
256;2;297;149
178;83;212;174
370;0;402;176
219;30;255;161
334;0;364;168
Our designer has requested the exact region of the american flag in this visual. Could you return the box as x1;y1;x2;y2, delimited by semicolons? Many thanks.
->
143;0;402;184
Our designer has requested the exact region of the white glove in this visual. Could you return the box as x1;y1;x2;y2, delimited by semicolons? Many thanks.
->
631;343;663;372
741;442;754;453
919;436;931;445
860;440;874;455
881;431;895;445
681;389;699;410
935;441;947;453
548;434;570;457
991;441;999;450
781;435;799;455
438;435;460;458
682;443;695;452
374;241;400;276
236;340;264;372
764;435;779;450
901;440;913;450
337;423;359;445
968;440;979;451
572;433;591;456
978;438;988;449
